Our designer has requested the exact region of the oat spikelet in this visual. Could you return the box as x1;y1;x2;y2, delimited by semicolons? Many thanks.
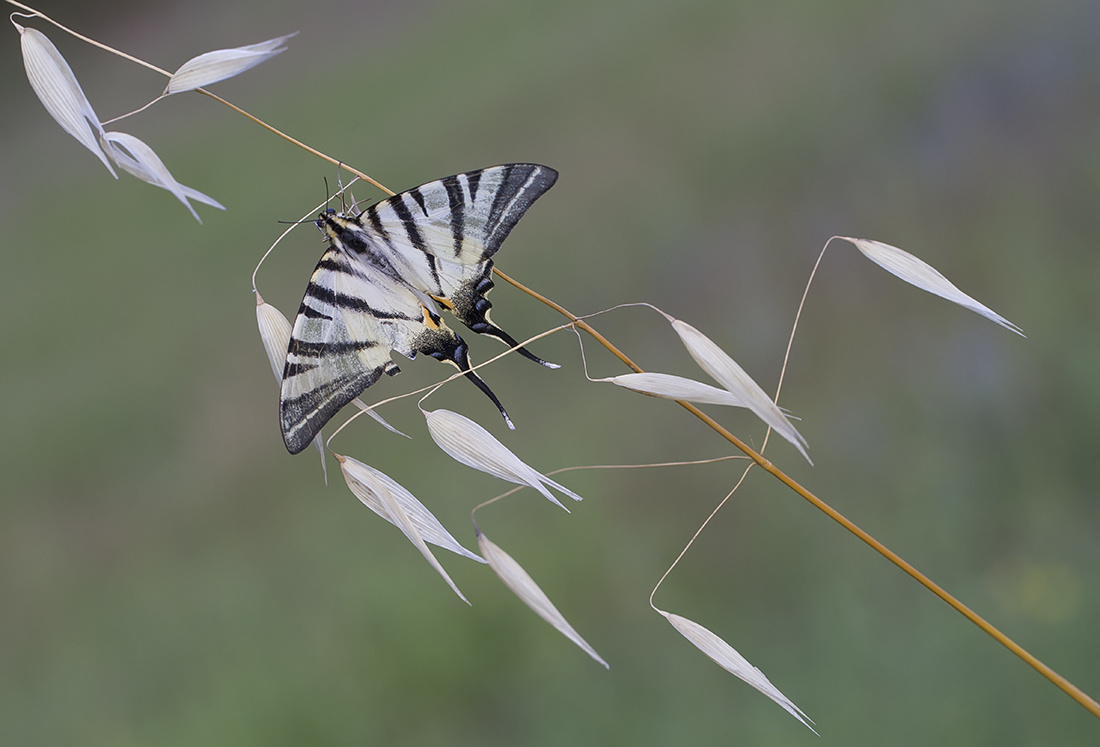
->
599;372;747;407
101;131;224;223
166;33;297;94
667;317;810;462
479;530;608;668
337;455;473;604
841;237;1024;336
337;454;484;564
16;25;115;176
661;611;816;733
424;409;582;511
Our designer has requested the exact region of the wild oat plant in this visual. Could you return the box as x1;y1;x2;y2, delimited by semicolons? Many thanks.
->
11;4;1099;734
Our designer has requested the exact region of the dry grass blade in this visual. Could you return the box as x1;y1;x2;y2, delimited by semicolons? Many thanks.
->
497;269;1100;721
478;530;608;668
16;26;115;176
424;409;582;510
661;611;816;733
337;455;475;603
668;318;810;462
841;237;1025;336
165;33;297;94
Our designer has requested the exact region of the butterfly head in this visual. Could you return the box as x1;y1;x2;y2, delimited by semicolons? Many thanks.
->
315;207;353;242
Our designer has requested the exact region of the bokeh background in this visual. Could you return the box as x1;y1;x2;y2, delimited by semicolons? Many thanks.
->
2;0;1098;744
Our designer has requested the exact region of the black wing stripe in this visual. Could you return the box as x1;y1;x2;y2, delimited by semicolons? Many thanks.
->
282;361;319;378
391;193;429;256
364;203;393;247
299;304;332;320
409;186;428;216
303;280;417;321
466;170;482;203
313;254;346;273
291;339;380;355
443;175;467;259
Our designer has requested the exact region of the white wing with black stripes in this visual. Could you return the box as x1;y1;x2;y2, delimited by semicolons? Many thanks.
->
279;163;558;454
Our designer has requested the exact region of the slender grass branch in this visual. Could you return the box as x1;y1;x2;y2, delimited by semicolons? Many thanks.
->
11;0;1096;717
493;266;1100;720
6;0;395;196
8;1;170;75
193;89;396;197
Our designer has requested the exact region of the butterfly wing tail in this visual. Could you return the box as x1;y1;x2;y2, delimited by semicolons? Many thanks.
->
473;321;559;370
418;325;515;430
450;275;559;370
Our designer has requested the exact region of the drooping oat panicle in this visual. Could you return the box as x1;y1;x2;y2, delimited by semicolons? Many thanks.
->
661;611;816;733
337;455;475;603
337;455;484;563
841;237;1025;336
666;317;810;462
100;131;224;223
165;33;298;94
478;530;608;668
599;372;748;407
16;25;116;176
423;409;582;511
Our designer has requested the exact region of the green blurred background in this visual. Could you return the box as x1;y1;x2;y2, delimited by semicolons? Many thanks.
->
3;0;1099;743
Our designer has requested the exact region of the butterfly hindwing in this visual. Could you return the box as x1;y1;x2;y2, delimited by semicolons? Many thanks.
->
279;164;557;454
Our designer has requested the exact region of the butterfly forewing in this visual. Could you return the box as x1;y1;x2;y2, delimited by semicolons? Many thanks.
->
279;164;558;454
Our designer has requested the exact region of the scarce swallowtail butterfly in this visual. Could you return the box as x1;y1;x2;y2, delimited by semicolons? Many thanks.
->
279;163;559;454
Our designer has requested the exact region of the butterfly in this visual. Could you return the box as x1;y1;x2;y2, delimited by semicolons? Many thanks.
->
279;164;559;454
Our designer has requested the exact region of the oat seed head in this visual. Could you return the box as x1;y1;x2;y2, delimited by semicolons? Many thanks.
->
423;408;582;511
165;33;297;94
661;611;816;733
669;318;810;462
256;292;293;382
478;530;608;668
337;455;485;564
601;371;748;407
100;131;224;223
841;237;1025;336
16;25;116;176
338;454;473;603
